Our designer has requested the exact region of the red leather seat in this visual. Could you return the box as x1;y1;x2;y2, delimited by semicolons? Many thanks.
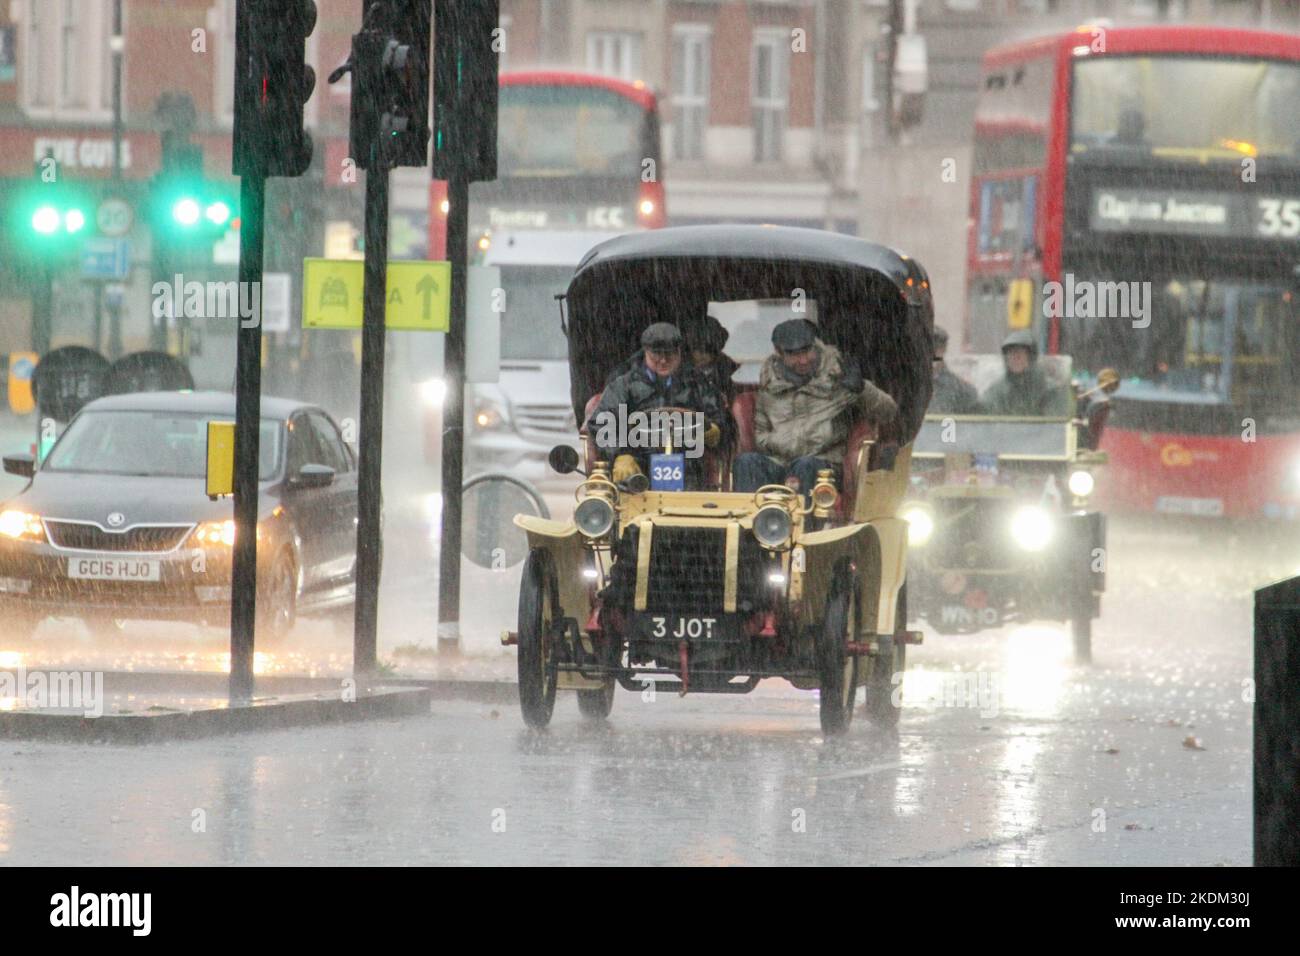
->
730;389;758;454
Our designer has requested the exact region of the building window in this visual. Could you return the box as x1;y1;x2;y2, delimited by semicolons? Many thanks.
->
21;0;113;119
752;31;788;163
586;31;641;81
671;26;710;161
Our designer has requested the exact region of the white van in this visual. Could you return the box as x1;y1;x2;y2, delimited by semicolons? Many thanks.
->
462;231;614;485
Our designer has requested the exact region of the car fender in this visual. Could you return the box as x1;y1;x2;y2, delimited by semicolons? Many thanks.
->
514;515;590;624
797;517;907;636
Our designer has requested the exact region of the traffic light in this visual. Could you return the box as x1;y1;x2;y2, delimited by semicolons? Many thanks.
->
334;1;430;170
151;140;237;242
431;0;498;182
7;176;90;256
232;0;318;177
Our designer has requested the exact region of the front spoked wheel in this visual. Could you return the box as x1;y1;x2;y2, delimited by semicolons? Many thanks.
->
517;548;560;728
817;565;860;735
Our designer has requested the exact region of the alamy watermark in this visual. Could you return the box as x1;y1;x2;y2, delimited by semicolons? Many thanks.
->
591;405;707;459
1;667;104;717
152;274;261;328
1043;273;1150;329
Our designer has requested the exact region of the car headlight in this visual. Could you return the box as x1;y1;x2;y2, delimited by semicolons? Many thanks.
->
419;378;447;408
191;520;262;547
1010;505;1054;552
753;505;793;549
1068;470;1095;498
574;497;615;538
0;510;44;542
473;397;510;431
900;503;934;547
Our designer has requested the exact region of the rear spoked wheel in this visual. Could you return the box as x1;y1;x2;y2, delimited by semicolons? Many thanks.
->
1071;606;1093;665
576;678;615;719
518;548;560;728
865;581;907;726
817;564;860;735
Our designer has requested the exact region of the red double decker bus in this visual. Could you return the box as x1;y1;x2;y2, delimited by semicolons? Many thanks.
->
967;25;1300;519
430;70;666;253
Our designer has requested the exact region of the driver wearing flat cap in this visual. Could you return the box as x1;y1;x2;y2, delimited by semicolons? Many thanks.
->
585;322;729;487
733;318;898;501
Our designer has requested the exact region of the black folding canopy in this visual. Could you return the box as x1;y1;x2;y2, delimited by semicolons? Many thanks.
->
562;224;936;443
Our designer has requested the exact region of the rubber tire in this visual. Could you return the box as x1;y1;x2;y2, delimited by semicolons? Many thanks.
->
576;679;616;720
518;549;559;728
257;549;298;644
1072;608;1093;666
817;569;859;736
865;581;907;726
865;637;905;726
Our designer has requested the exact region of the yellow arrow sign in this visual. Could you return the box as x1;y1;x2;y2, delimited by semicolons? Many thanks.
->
303;258;451;331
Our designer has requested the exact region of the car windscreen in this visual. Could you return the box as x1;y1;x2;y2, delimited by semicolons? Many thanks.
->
42;411;283;480
914;417;1071;458
500;266;572;360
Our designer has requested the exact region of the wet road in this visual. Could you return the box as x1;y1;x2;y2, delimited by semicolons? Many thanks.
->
0;512;1285;865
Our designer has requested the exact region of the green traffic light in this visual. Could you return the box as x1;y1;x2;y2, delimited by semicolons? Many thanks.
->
31;206;60;234
64;208;86;233
205;201;231;226
172;197;201;227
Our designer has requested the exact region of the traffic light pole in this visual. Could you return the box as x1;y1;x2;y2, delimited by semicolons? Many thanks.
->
436;171;468;654
230;172;266;702
353;159;389;681
32;261;53;358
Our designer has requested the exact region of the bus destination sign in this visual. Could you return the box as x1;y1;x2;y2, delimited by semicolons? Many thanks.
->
1089;188;1300;240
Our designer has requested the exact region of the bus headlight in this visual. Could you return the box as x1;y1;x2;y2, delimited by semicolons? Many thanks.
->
574;497;615;538
1068;470;1095;498
900;503;934;546
753;505;793;549
1010;505;1054;552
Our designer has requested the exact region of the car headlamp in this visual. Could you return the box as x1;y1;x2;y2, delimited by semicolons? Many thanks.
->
419;378;447;408
192;520;262;547
574;497;615;538
1010;505;1054;552
753;505;793;549
900;503;934;547
1068;470;1095;498
0;510;45;542
470;390;511;432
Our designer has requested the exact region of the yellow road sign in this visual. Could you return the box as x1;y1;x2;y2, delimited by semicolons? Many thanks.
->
206;421;235;498
303;258;451;331
1007;278;1034;330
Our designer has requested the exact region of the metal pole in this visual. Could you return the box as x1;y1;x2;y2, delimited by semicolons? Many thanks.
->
112;0;123;182
108;0;124;358
353;162;389;681
437;171;468;655
230;173;265;702
33;262;53;357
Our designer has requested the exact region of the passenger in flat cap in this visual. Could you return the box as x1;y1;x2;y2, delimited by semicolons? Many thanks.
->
732;319;897;501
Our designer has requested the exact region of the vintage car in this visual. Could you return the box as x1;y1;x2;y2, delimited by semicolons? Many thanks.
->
900;354;1116;663
501;225;935;733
